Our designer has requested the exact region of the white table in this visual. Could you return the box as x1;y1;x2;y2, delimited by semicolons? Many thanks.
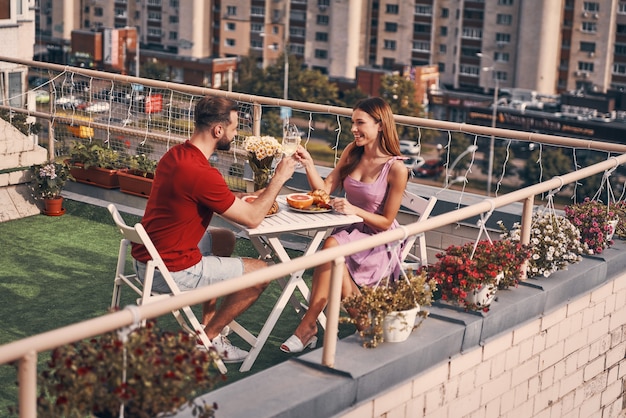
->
225;195;361;372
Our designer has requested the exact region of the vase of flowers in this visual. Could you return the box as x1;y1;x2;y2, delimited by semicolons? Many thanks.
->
427;239;530;311
564;198;617;254
33;320;219;418
242;135;283;191
340;270;437;348
498;213;589;279
31;161;72;216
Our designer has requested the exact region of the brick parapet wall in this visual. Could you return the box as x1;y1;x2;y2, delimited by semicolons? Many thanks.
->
342;273;626;418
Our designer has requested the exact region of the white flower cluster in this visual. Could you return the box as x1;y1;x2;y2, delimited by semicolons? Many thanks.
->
498;213;589;278
243;135;282;160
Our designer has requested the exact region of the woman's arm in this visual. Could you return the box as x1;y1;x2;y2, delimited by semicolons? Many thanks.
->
295;143;354;194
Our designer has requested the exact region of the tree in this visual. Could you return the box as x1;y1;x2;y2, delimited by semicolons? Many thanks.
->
520;146;574;188
140;60;169;81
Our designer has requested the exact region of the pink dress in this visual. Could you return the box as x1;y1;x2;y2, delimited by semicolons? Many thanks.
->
332;157;402;287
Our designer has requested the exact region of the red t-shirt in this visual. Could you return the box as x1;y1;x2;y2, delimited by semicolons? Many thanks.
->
131;141;236;271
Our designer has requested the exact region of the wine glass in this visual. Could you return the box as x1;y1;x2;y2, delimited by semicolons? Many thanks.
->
282;124;301;157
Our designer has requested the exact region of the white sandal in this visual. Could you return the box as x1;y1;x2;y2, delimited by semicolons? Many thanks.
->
280;334;318;353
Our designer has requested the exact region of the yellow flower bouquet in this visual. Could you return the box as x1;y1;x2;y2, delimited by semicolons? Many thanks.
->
243;135;283;190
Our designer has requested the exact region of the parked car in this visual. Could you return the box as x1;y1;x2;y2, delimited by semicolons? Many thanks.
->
403;156;425;174
84;101;111;113
55;95;84;110
34;90;50;104
399;140;420;155
414;159;445;178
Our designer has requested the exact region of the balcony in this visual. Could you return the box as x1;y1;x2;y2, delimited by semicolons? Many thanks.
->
1;57;626;417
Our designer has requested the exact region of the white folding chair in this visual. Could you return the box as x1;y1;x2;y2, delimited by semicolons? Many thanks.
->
108;203;256;374
400;192;437;269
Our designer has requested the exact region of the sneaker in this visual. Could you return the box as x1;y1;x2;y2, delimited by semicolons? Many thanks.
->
210;334;248;363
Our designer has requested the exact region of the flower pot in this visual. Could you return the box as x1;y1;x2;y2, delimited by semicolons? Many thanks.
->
382;306;420;343
69;163;121;189
465;282;498;309
607;218;619;241
117;170;154;198
43;196;65;216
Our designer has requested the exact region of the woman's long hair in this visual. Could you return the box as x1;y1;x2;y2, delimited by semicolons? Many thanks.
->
338;97;401;185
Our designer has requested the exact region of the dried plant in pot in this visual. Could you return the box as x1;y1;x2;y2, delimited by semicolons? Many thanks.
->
31;320;220;418
341;270;436;348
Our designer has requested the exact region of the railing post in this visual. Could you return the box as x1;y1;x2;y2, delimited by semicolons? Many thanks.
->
253;102;262;137
18;350;37;418
520;195;534;281
322;256;345;368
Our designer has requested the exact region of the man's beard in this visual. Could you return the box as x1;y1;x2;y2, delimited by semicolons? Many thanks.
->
216;134;231;151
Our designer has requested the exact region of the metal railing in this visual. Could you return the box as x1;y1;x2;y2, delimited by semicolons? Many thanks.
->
2;57;626;417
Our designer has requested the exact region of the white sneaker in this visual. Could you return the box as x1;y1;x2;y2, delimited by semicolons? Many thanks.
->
210;334;248;363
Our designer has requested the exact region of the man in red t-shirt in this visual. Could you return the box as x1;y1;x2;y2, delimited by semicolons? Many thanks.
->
132;96;296;362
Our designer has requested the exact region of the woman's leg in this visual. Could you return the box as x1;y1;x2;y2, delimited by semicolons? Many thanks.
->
288;237;359;345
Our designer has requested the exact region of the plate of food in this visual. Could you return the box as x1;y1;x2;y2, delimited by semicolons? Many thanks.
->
242;195;280;217
286;190;332;213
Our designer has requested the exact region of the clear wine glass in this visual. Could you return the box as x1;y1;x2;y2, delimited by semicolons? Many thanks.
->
282;124;301;157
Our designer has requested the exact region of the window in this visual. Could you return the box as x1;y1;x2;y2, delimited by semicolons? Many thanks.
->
169;15;178;24
291;10;306;20
290;27;305;37
495;33;511;44
615;43;626;55
272;26;279;35
251;39;263;49
226;6;236;16
583;2;599;11
413;41;430;52
290;44;305;54
148;11;161;21
613;63;626;74
169;31;177;40
462;27;482;39
414;23;431;33
315;32;328;42
498;0;513;4
580;41;596;52
314;49;328;59
384;40;397;50
441;8;449;18
147;0;161;5
170;0;179;7
461;47;481;57
438;62;445;72
147;28;162;37
440;26;448;36
578;61;594;71
582;21;597;32
619;3;626;14
318;0;330;6
464;9;484;19
495;71;507;81
494;52;509;62
385;22;398;32
459;65;480;76
115;8;126;18
227;22;237;31
618;24;626;34
496;14;512;25
383;58;395;68
386;4;399;14
415;5;432;15
251;7;264;16
94;7;103;17
251;23;262;32
317;15;329;25
439;44;447;53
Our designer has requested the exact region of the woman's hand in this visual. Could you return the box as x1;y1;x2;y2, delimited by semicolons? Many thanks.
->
331;197;358;215
294;146;314;170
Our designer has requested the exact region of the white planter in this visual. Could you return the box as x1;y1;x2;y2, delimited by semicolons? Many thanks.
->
607;219;619;241
382;306;420;343
464;282;498;309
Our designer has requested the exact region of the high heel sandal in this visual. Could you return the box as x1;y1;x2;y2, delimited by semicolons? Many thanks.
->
280;334;318;353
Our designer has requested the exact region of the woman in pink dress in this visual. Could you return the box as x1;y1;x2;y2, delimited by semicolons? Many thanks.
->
281;97;409;353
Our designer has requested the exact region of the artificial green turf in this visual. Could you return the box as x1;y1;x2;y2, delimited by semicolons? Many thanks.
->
0;199;352;416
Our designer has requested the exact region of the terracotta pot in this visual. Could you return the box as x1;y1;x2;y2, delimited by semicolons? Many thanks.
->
117;170;154;198
43;196;65;216
69;163;121;189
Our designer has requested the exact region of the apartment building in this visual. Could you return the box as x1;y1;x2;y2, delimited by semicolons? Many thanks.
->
1;0;36;106
32;0;626;96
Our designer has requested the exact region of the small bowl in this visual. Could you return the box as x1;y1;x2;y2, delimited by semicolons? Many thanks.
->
286;193;314;210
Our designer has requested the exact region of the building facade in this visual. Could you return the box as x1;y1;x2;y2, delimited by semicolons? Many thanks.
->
1;0;35;106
